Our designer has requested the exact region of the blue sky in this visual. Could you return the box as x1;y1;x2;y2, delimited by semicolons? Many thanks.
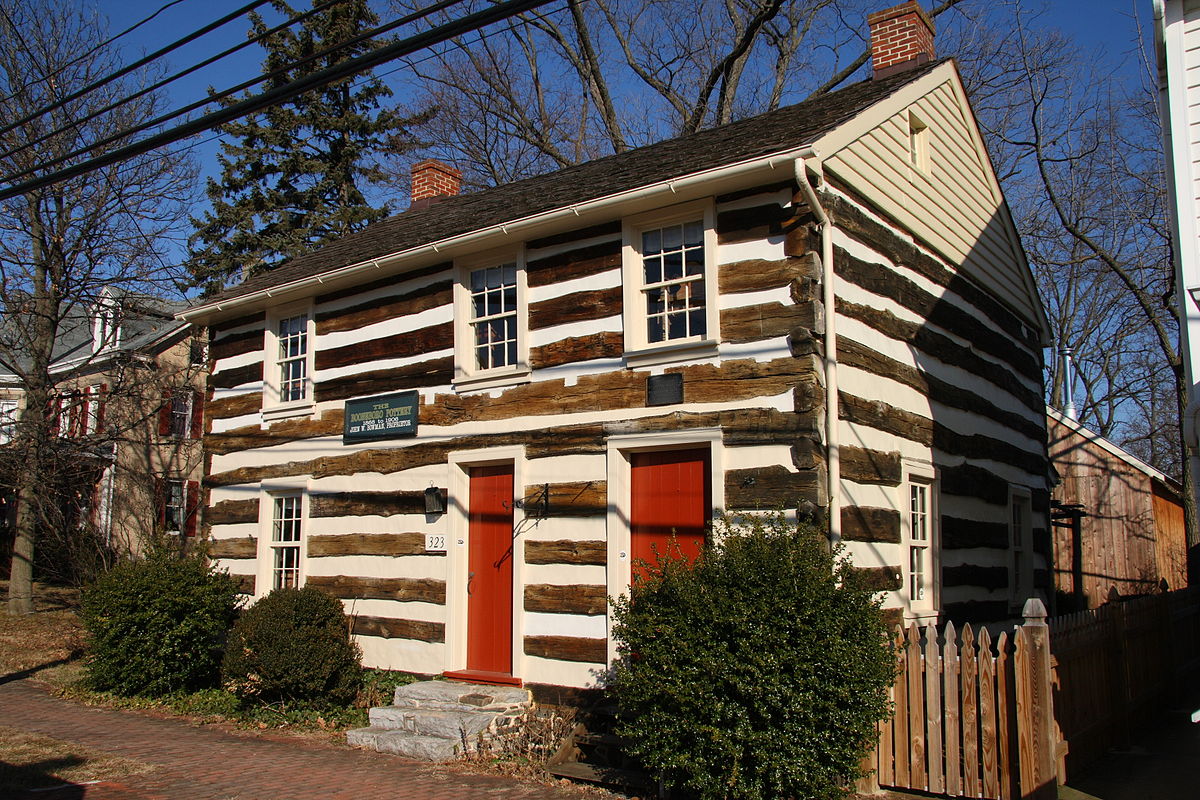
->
93;0;1155;264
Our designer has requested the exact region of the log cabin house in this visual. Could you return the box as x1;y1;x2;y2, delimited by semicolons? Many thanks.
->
183;2;1053;694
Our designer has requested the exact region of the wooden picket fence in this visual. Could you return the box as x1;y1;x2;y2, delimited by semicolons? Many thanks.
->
863;601;1057;800
863;589;1200;800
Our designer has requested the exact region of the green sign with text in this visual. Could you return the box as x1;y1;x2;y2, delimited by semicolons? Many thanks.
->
343;390;418;442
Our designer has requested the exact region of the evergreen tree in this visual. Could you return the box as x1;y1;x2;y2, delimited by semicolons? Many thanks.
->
188;0;423;293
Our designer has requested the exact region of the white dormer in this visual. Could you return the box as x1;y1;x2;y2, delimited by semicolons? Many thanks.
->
92;289;121;353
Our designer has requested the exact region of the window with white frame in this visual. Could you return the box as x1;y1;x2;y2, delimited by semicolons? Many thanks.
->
1009;488;1034;607
903;468;938;613
84;386;102;435
908;111;929;173
276;313;308;403
163;478;185;535
0;399;18;444
623;201;718;363
270;493;303;589
264;307;314;416
469;263;518;371
454;251;528;388
169;390;192;438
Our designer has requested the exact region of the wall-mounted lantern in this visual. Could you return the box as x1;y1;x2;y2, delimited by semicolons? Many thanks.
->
424;486;445;515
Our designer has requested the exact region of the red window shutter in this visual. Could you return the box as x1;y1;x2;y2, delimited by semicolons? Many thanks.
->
190;390;204;439
96;383;107;432
158;389;173;437
46;396;59;437
184;480;199;537
154;476;166;529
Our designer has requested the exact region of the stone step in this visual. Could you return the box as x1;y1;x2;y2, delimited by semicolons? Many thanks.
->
348;680;535;762
346;726;461;762
391;680;531;713
368;705;501;740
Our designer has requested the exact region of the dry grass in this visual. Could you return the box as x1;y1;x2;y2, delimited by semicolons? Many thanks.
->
0;580;86;687
0;725;152;791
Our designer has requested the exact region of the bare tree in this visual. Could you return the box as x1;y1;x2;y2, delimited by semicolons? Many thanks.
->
0;0;195;614
395;0;981;189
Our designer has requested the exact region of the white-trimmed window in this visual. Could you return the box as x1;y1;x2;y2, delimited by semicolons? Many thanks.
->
1009;487;1034;608
622;200;719;366
908;111;929;173
169;390;192;438
903;466;938;615
0;398;18;444
270;493;304;590
454;250;528;389
163;479;186;536
264;306;315;418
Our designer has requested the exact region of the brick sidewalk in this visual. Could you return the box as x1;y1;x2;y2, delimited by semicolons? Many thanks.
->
0;679;589;800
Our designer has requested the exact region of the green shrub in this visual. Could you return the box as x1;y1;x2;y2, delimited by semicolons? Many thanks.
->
610;512;895;800
80;553;239;696
222;586;361;707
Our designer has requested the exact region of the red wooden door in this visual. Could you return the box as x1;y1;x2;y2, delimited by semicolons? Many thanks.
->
630;449;711;581
467;464;514;675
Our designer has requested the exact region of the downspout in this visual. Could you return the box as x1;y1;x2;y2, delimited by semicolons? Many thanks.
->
794;157;840;543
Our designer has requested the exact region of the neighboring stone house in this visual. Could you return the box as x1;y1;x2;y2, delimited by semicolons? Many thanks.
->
0;288;206;576
184;2;1052;694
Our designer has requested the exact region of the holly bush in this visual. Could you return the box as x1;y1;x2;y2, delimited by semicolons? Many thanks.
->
610;512;895;800
81;553;239;696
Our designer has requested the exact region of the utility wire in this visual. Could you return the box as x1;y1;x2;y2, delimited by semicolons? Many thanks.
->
0;0;272;144
0;0;469;183
100;0;578;190
0;0;559;202
0;0;344;163
0;0;189;109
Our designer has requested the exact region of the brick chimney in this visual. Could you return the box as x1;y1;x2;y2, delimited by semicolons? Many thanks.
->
410;159;461;210
868;1;935;80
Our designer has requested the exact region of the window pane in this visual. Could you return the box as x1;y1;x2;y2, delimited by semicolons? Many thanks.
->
683;220;703;246
642;229;661;255
664;251;683;281
663;224;682;250
643;256;662;285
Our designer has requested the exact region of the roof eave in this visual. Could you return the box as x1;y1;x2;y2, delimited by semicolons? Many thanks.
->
179;143;821;325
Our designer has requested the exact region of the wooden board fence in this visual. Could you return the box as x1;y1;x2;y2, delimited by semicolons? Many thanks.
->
867;589;1200;800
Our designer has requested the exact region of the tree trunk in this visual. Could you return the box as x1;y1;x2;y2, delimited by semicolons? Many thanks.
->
6;196;57;615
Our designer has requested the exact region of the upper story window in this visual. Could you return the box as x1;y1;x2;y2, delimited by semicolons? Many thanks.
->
623;200;719;366
0;398;18;444
453;251;528;390
277;313;309;403
642;221;706;343
92;296;121;352
470;263;518;371
158;387;201;439
907;110;929;173
263;305;315;420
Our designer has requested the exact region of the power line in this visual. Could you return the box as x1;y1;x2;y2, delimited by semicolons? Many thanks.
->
0;0;469;183
0;0;272;144
101;0;577;187
0;0;560;202
0;0;189;109
0;0;343;164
